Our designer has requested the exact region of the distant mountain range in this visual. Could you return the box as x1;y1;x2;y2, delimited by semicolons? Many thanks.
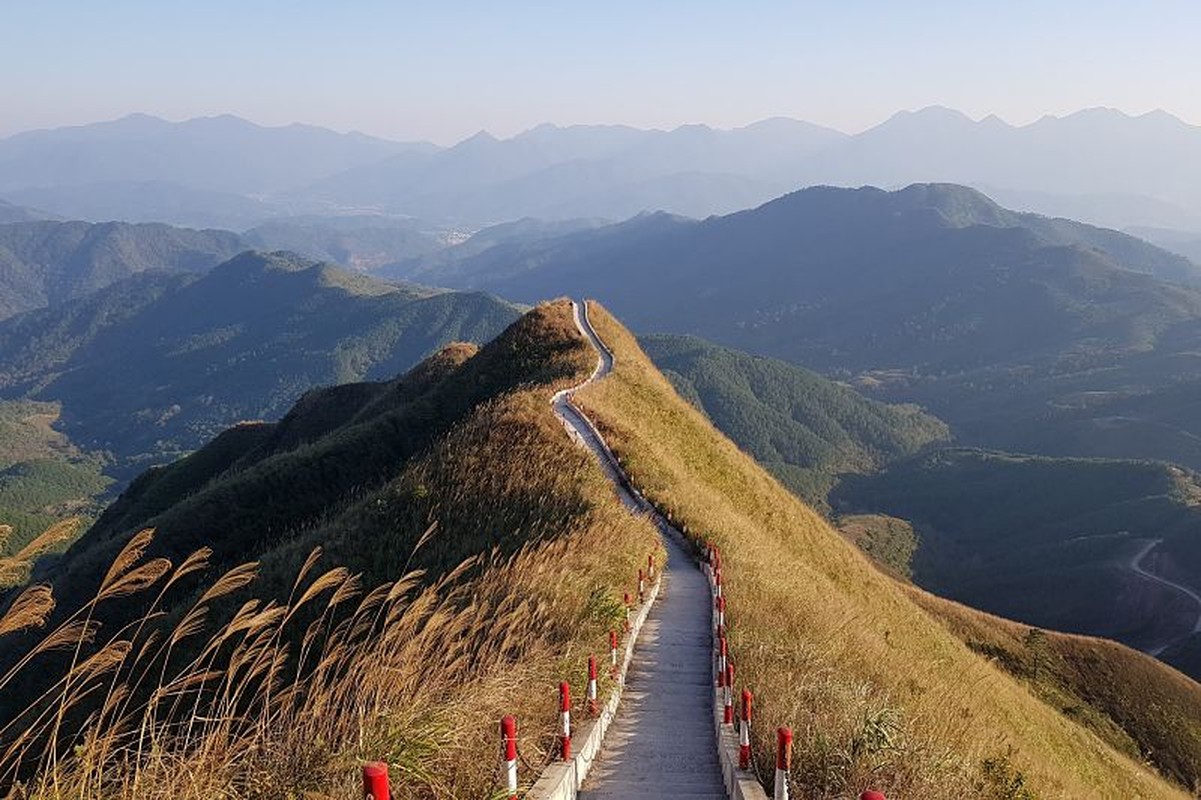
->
0;251;519;475
5;108;1201;231
396;183;1201;469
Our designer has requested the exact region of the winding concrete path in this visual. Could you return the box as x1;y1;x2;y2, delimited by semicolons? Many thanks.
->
1130;539;1201;656
553;300;726;800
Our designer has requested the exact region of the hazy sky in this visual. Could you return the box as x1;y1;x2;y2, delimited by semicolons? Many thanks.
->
3;1;1199;144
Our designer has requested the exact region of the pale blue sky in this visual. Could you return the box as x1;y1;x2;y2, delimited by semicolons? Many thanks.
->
3;1;1198;143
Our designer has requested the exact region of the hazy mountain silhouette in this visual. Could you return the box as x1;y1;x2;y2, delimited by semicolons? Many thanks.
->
8;109;1201;231
301;107;1201;228
0;114;427;195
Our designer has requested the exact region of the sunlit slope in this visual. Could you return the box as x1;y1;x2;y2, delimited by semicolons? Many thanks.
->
0;300;663;798
575;301;1187;799
908;586;1201;790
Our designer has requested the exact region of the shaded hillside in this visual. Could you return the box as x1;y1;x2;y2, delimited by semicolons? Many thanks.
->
640;333;949;506
0;251;520;474
463;184;1201;359
33;301;590;610
0;301;660;797
833;449;1201;661
0;219;244;319
576;302;1193;798
430;184;1201;469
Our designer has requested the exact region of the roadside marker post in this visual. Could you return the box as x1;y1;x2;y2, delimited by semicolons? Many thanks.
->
559;681;572;760
739;688;753;770
860;793;887;800
362;762;390;800
609;629;619;675
623;591;631;631
587;655;599;716
717;635;728;686
638;568;645;602
723;662;735;725
500;716;518;800
775;727;792;800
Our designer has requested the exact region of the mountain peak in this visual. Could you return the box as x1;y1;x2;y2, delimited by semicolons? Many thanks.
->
460;129;499;146
890;105;975;124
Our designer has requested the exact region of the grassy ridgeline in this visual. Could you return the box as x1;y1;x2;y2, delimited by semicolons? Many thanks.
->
0;300;661;798
576;301;1191;799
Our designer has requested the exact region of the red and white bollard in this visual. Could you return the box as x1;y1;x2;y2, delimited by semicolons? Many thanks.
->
500;716;518;800
714;568;723;599
860;793;887;800
723;662;735;724
638;568;645;602
609;629;619;676
362;762;390;800
717;635;728;684
587;656;599;716
623;591;631;631
739;688;753;770
775;727;792;800
559;681;572;760
648;553;655;580
716;595;726;630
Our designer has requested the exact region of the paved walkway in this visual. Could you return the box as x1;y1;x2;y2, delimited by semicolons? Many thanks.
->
556;300;725;800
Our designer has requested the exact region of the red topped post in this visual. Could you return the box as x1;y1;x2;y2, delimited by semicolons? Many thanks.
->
362;762;390;800
860;793;887;800
587;655;599;716
739;688;753;769
609;629;619;675
558;681;572;760
775;727;792;800
723;662;735;724
500;716;518;800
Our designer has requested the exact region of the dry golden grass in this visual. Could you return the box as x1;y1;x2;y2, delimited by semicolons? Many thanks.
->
0;300;661;799
575;301;1188;799
908;585;1201;792
0;520;82;588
